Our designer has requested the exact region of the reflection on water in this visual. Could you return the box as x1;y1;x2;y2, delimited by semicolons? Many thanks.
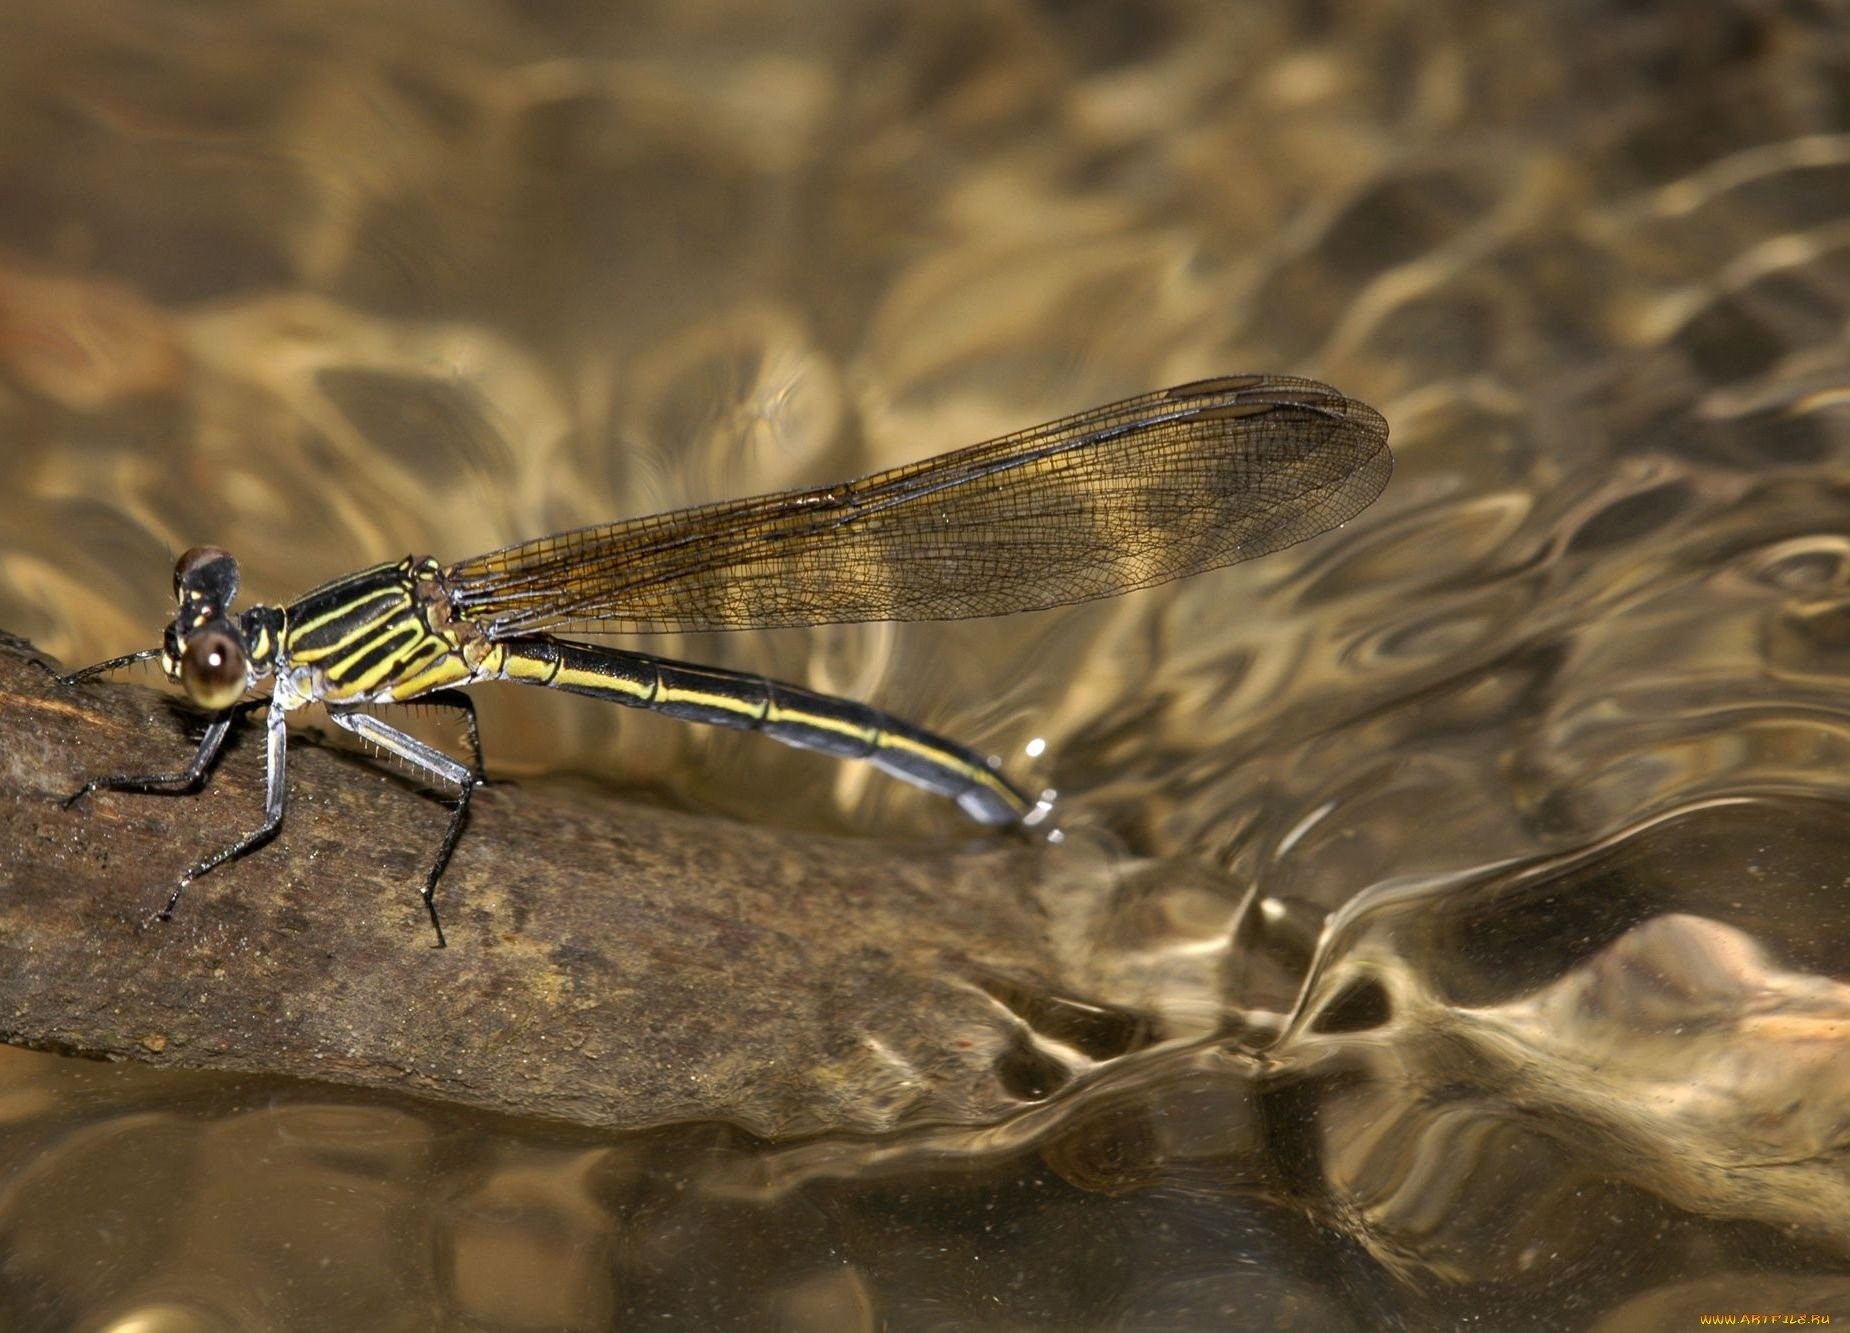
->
1;0;1848;1326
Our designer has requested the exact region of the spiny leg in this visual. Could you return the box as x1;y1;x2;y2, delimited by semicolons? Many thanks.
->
417;688;487;782
161;697;291;924
33;646;162;686
37;646;261;806
326;708;475;948
61;700;265;809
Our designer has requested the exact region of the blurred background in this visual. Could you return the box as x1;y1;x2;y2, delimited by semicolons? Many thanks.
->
2;0;1848;1327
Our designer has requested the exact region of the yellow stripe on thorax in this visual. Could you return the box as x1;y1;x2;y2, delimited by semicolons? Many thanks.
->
368;635;476;701
284;589;413;658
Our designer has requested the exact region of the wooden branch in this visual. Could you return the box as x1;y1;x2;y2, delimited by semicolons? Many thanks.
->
0;630;1199;1134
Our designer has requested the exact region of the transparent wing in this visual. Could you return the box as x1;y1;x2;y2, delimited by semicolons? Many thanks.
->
445;375;1392;635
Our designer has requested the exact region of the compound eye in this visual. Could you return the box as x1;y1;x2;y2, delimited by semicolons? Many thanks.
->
173;545;235;599
180;627;247;709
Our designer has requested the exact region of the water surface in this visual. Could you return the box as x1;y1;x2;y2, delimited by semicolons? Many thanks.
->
1;1;1846;1327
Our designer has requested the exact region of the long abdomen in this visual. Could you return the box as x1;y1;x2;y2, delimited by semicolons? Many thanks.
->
490;636;1033;825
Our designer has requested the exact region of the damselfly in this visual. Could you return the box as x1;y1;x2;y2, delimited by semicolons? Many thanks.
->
49;374;1391;944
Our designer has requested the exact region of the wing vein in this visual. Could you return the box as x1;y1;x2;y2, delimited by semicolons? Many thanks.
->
443;375;1391;635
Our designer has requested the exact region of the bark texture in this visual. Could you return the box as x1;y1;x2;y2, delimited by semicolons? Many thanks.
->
0;631;1158;1133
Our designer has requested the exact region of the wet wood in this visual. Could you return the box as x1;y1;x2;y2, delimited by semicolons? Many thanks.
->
0;630;1149;1134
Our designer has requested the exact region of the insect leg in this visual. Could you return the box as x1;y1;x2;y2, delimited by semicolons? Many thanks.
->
326;708;475;948
62;700;264;808
415;688;487;782
160;696;291;923
35;646;162;686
